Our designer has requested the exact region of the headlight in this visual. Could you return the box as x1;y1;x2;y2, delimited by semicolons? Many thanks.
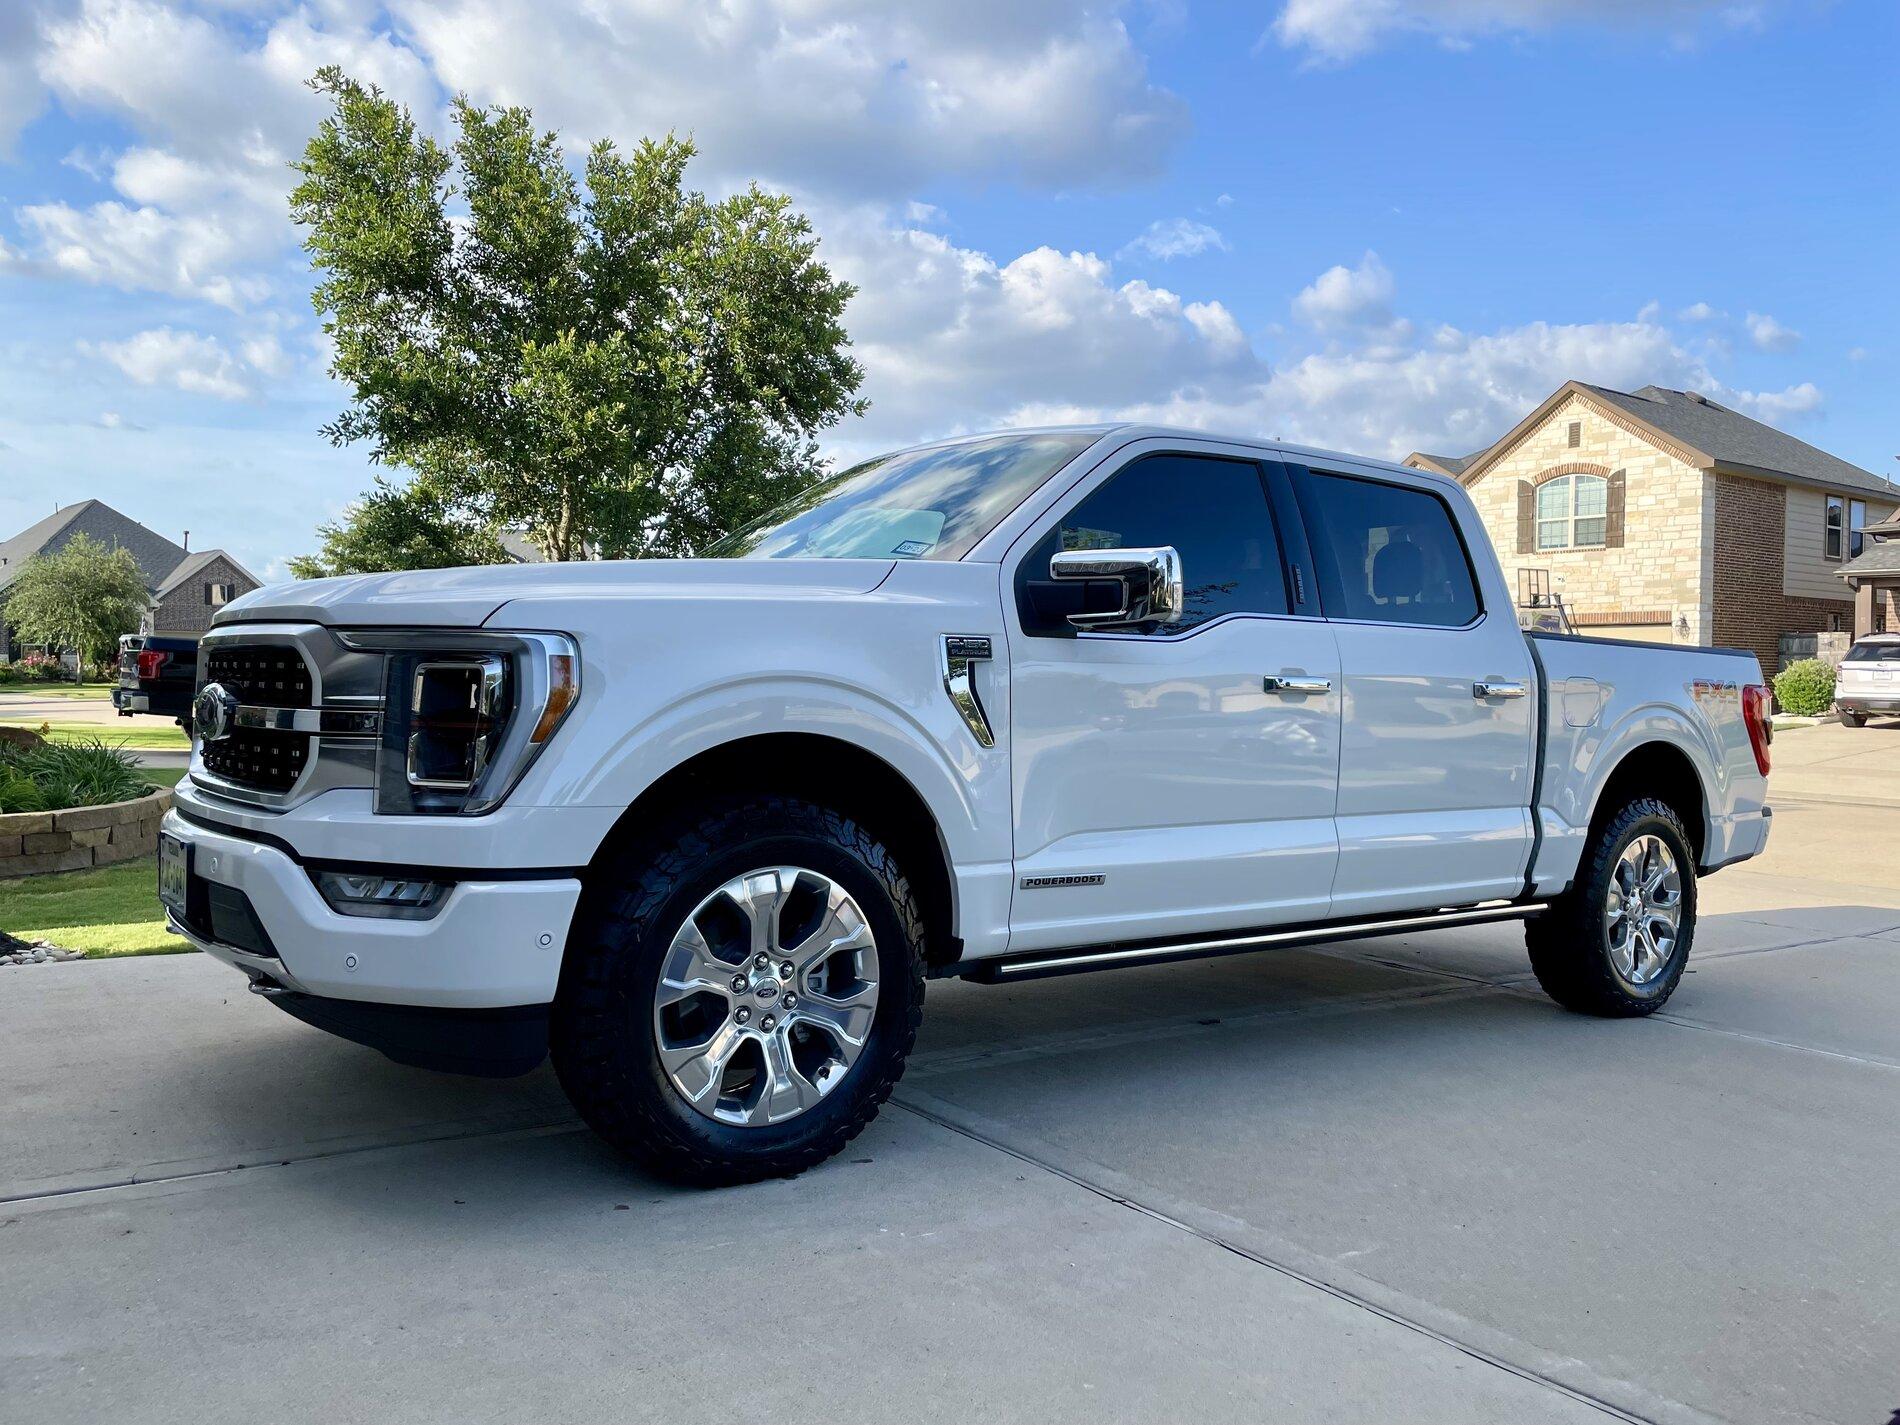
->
336;630;580;815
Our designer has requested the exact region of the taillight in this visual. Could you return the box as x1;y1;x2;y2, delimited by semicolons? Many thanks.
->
137;649;170;680
1741;684;1773;776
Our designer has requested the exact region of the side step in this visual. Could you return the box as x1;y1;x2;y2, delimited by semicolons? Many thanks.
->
961;901;1547;983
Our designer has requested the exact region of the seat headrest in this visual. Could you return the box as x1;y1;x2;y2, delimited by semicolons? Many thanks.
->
1371;539;1424;602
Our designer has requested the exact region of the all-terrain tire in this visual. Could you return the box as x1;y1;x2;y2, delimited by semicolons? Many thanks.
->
1526;797;1697;1017
1839;711;1868;728
551;795;926;1186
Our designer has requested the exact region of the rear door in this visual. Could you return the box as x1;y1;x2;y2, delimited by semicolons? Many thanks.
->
1004;445;1342;951
1287;463;1537;916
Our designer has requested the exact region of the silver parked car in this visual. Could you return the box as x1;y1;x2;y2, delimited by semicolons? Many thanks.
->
1835;634;1900;727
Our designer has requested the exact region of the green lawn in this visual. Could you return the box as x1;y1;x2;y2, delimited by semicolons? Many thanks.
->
144;766;187;788
0;720;193;750
0;854;184;958
0;683;116;701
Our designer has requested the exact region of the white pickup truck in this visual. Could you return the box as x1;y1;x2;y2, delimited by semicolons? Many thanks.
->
161;426;1775;1184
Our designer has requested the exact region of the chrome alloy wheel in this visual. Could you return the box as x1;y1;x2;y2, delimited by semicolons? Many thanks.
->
1604;834;1682;987
652;867;880;1127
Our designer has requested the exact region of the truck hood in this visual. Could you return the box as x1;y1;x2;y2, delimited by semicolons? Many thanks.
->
215;559;899;630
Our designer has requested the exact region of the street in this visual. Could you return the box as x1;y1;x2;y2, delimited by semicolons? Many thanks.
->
4;778;1898;1424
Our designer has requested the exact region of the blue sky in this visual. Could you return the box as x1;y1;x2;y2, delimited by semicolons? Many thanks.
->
1;0;1894;577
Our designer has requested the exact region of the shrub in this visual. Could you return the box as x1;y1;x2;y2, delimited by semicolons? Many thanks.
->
1773;658;1837;717
0;737;148;813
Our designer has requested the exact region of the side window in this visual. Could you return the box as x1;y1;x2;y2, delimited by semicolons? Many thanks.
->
1299;471;1481;627
1022;454;1288;634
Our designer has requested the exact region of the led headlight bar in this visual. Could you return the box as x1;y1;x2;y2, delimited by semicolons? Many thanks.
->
335;630;581;816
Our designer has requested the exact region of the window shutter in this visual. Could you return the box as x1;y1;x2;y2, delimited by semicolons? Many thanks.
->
1516;480;1535;554
1604;469;1627;548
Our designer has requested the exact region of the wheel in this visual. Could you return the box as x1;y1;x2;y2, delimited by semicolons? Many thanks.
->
1840;711;1868;728
552;796;925;1186
1526;797;1696;1017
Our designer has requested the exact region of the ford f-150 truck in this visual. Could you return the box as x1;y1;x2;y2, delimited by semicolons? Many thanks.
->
160;426;1775;1184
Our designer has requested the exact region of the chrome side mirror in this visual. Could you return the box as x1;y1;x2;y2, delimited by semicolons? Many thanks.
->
1047;546;1183;628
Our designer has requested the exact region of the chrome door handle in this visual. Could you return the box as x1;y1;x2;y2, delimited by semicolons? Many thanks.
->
1473;679;1528;700
1263;674;1333;695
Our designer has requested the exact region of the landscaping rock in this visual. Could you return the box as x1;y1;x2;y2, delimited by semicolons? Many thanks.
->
0;930;86;966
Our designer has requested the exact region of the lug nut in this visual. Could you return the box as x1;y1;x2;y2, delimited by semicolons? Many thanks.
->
731;975;748;992
778;961;793;979
755;953;770;969
761;1015;776;1031
781;993;797;1009
735;1007;751;1025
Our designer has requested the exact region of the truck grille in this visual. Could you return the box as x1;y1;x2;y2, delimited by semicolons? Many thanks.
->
200;644;317;793
204;647;314;707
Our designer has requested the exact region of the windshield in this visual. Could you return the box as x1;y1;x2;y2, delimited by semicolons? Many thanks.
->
705;432;1100;561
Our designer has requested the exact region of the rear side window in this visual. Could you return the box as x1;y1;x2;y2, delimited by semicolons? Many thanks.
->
1298;471;1481;627
1021;454;1288;634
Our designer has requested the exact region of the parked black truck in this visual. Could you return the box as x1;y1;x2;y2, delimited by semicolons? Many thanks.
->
114;633;198;721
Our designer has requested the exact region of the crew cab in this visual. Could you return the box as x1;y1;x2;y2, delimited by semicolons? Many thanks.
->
159;426;1775;1184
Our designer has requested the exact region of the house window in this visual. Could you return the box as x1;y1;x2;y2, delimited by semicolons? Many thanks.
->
1825;495;1844;560
1534;474;1608;551
205;581;235;606
1850;499;1867;559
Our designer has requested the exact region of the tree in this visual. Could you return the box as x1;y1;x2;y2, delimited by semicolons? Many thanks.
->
287;477;511;578
3;534;150;674
290;68;865;562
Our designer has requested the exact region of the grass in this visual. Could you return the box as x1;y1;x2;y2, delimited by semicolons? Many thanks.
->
1;720;192;750
0;682;115;700
0;854;184;958
143;766;186;788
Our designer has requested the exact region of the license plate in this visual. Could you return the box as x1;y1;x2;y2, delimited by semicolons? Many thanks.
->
1875;671;1893;682
158;834;189;916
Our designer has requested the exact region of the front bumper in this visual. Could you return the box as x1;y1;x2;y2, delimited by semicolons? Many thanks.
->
161;808;582;1010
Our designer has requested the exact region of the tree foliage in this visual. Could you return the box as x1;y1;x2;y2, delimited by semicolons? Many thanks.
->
290;68;865;562
287;478;511;579
3;533;151;669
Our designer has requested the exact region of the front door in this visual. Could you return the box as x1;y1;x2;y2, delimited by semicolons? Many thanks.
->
1289;463;1538;916
1005;447;1342;953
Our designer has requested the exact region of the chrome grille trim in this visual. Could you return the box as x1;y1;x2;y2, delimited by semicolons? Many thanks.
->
192;624;386;812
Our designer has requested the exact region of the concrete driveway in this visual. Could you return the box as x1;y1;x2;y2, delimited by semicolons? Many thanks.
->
5;794;1898;1425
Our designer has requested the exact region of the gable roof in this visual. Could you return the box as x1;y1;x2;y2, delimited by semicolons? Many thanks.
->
0;500;187;595
153;547;261;599
1459;380;1898;499
1404;450;1482;478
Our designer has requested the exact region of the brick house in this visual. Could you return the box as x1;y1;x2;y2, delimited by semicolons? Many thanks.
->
1406;381;1899;676
0;500;261;660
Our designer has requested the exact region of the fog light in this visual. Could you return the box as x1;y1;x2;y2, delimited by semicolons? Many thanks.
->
314;870;451;919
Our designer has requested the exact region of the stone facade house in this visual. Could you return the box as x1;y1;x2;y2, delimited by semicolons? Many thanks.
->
0;500;261;660
1406;382;1899;676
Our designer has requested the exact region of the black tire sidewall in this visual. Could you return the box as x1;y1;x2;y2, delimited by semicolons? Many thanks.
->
594;812;919;1166
1585;806;1697;1003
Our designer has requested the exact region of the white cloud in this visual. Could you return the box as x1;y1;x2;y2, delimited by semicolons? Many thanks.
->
1679;300;1723;321
394;0;1185;193
1745;310;1800;352
1119;217;1228;262
1291;251;1404;335
1271;0;1756;63
86;327;254;400
1731;381;1820;424
0;3;49;156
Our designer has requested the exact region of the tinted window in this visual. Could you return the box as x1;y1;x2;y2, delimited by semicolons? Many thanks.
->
1023;454;1287;634
1844;641;1900;663
705;432;1099;561
1299;471;1480;627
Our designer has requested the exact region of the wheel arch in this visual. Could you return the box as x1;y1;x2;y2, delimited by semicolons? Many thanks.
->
582;732;963;972
1586;739;1709;864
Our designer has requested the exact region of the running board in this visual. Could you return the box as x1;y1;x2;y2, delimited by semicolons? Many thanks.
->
961;901;1548;983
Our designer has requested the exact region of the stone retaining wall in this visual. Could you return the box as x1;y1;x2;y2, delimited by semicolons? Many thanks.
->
0;788;172;879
